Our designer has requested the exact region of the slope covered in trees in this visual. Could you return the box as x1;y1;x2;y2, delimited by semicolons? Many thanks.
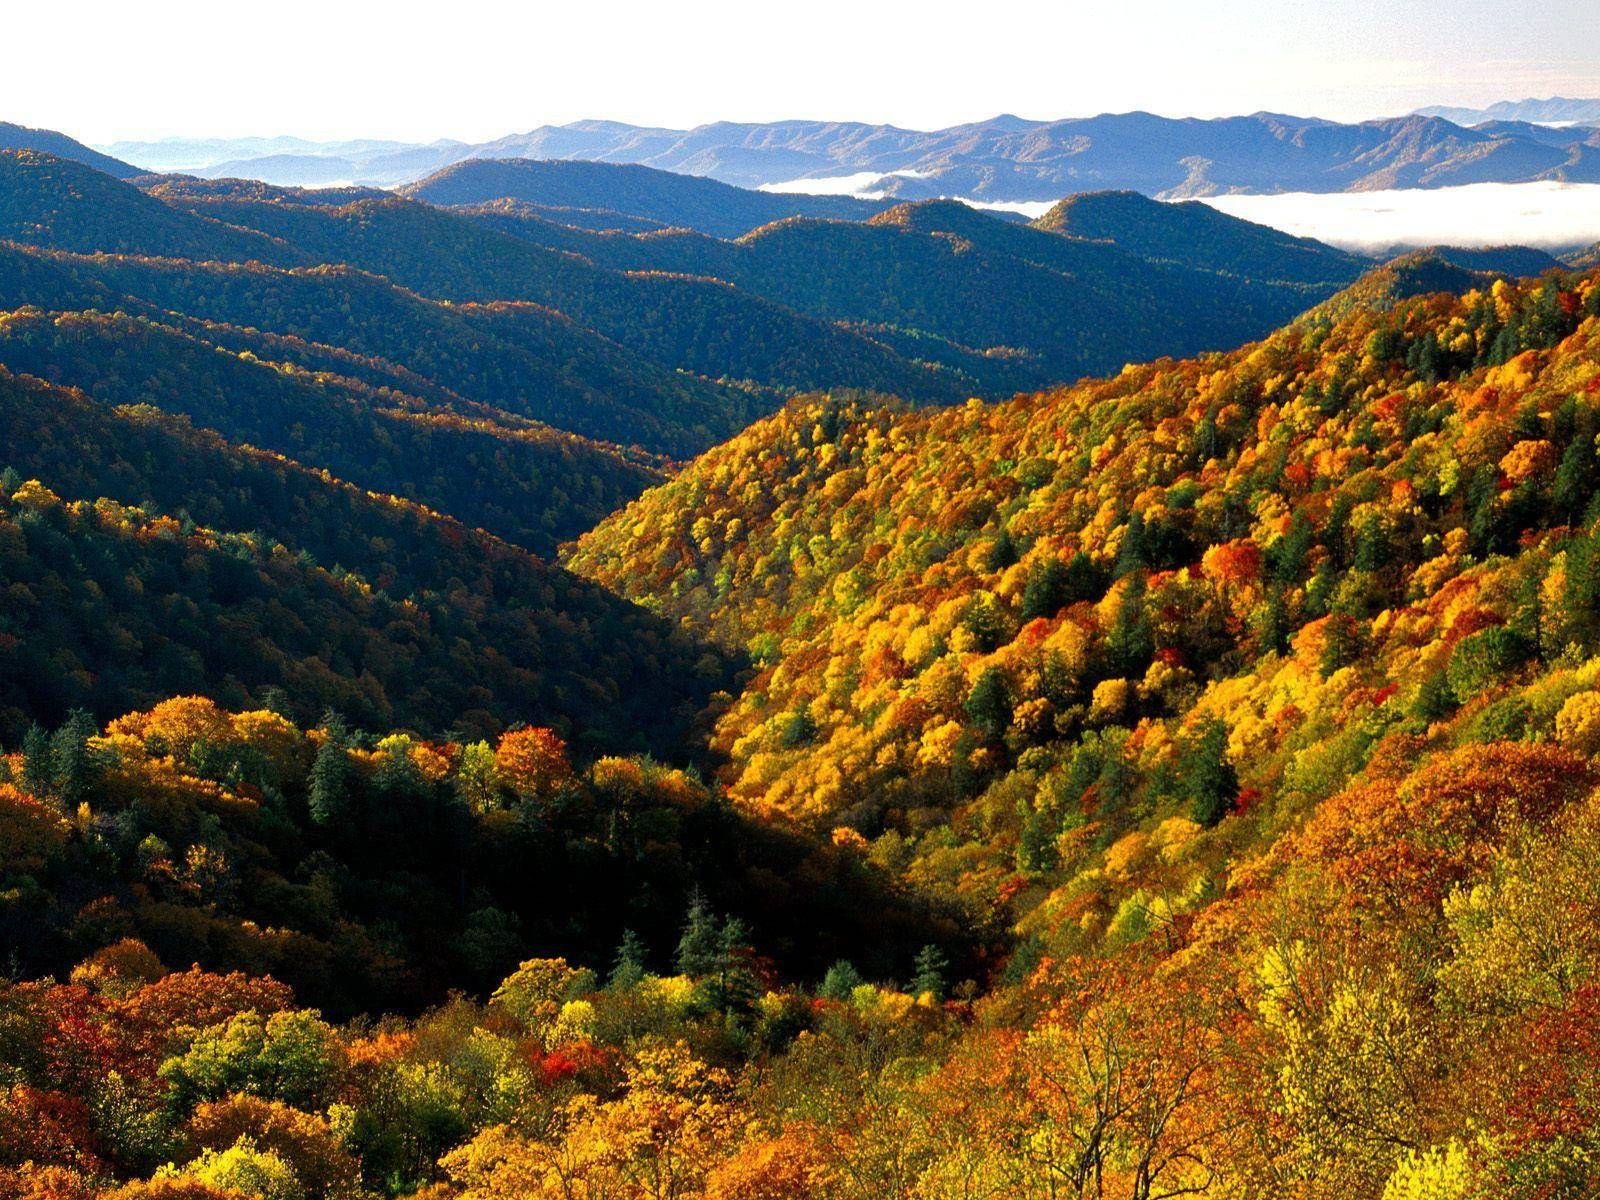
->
0;696;966;1018
0;365;731;751
0;154;974;429
557;266;1600;1191
463;195;1368;389
0;124;141;179
0;240;772;457
11;258;1600;1200
0;151;299;262
1031;189;1368;284
402;157;892;236
0;306;661;555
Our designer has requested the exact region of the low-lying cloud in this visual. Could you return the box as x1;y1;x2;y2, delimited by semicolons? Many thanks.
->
1198;182;1600;254
759;175;1600;254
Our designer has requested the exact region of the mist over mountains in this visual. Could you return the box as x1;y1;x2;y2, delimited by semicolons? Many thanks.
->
101;107;1600;201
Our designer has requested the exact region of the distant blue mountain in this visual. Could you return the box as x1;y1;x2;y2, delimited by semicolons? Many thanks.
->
97;111;1600;199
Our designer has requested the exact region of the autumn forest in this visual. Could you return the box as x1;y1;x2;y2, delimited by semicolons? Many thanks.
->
4;100;1600;1200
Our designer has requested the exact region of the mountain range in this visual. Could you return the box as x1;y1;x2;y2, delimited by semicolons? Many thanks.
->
1416;95;1600;126
94;110;1600;200
7;100;1600;1200
0;144;1427;421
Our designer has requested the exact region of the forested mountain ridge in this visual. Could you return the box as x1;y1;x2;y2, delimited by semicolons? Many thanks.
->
0;125;141;179
13;111;1600;1200
0;151;978;433
0;364;731;751
8;252;1600;1200
557;266;1600;1190
0;239;774;457
453;192;1372;389
1031;189;1368;284
402;157;893;236
0;306;661;555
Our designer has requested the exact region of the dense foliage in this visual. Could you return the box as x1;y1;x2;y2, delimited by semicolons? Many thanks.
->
0;697;963;1017
0;240;761;459
0;307;661;556
0;367;728;749
468;194;1360;391
13;135;1600;1199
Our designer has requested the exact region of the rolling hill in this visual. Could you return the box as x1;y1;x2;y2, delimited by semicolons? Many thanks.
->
0;364;734;751
9;117;1600;1200
0;306;661;556
0;239;770;456
402;157;892;236
0;154;974;428
0;121;141;178
459;191;1363;385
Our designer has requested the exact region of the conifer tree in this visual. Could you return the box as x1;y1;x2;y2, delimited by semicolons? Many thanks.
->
308;713;353;829
910;944;948;1000
819;959;864;1001
51;709;99;807
610;929;647;990
675;890;720;977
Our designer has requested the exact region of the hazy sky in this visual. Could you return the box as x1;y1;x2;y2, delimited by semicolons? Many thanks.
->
10;0;1600;143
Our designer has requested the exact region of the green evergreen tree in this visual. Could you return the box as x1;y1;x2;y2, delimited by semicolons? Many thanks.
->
609;928;647;990
1184;720;1238;827
51;709;100;807
1114;512;1147;578
675;890;720;977
308;713;353;829
910;944;948;1001
20;723;52;796
965;667;1013;744
819;959;864;1001
1104;576;1154;678
1020;556;1072;621
711;916;760;1012
1062;550;1109;604
985;526;1020;571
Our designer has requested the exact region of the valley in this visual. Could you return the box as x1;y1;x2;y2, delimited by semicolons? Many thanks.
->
5;69;1600;1200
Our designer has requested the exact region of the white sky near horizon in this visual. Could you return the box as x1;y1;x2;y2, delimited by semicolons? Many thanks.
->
6;0;1600;145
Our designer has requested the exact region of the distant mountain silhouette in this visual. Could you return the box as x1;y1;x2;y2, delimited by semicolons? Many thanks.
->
1415;97;1600;126
96;111;1600;199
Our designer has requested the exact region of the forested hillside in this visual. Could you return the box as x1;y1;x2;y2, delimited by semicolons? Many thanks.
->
10;120;1600;1200
0;307;660;555
402;157;892;235
562;266;1600;1193
0;366;729;749
463;193;1369;387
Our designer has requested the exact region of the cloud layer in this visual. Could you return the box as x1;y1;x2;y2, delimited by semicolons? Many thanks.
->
1199;182;1600;253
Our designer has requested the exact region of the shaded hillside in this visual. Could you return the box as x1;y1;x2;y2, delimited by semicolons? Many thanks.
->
0;150;301;262
403;157;891;236
0;159;972;416
0;307;661;555
0;698;967;1018
1032;189;1366;284
0;241;768;456
467;196;1349;386
0;122;140;178
0;366;734;751
1417;243;1565;277
152;189;970;403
